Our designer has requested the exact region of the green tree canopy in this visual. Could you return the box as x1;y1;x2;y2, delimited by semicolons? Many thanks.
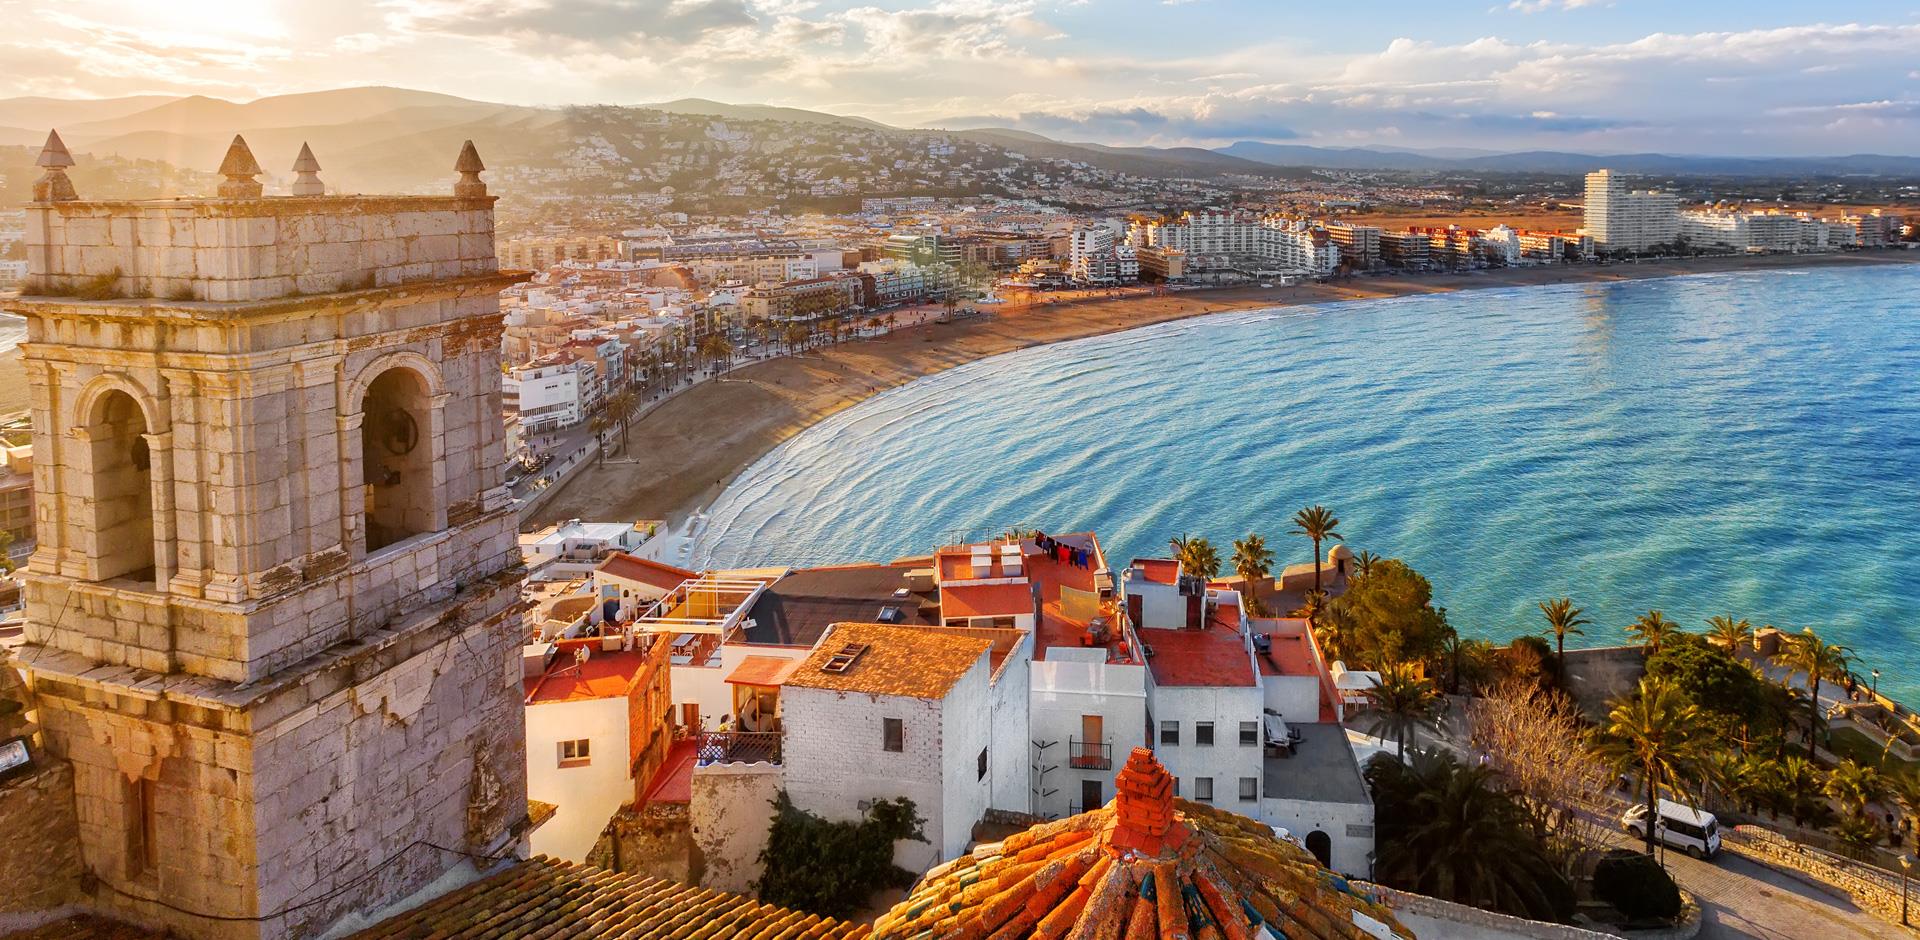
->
1366;749;1577;923
1328;558;1450;669
757;791;926;918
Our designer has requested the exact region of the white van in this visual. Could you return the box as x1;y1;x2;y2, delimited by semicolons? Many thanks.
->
1621;799;1721;859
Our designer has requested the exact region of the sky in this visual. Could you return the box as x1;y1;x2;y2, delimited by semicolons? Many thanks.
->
4;0;1920;155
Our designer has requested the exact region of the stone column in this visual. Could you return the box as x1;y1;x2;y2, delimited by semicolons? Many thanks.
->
143;429;176;593
337;411;366;563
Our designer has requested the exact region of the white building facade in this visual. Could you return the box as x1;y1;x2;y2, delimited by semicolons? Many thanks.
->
1583;170;1679;254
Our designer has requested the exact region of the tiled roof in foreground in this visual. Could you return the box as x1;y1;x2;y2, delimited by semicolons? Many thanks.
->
874;748;1412;940
353;855;869;940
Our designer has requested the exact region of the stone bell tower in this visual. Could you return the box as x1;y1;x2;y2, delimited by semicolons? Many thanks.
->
6;133;532;938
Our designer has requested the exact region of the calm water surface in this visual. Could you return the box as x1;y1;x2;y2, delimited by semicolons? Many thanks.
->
696;266;1920;699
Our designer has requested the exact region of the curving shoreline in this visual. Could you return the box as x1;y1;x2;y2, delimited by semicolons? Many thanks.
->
528;251;1920;529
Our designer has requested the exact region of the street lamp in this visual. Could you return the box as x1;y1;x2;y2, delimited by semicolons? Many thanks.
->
1900;853;1916;926
1873;669;1881;700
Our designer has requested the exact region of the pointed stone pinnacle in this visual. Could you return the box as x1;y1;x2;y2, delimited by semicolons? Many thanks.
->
454;140;485;174
217;134;265;199
218;134;264;177
36;129;75;168
33;129;78;202
290;142;325;196
291;142;321;173
453;139;488;198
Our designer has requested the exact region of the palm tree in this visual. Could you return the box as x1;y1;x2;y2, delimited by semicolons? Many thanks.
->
1351;549;1380;579
698;332;733;373
1365;749;1571;920
1363;663;1442;762
1704;614;1754;653
1781;627;1853;759
588;414;613;465
1538;598;1588;682
1289;505;1342;594
784;323;809;353
1625;610;1681;655
604;388;638;456
1230;534;1274;616
1774;754;1825;826
1167;534;1219;579
1824;759;1886;824
1593;678;1708;856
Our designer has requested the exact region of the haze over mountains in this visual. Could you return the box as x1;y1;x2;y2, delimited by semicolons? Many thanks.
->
5;86;1918;189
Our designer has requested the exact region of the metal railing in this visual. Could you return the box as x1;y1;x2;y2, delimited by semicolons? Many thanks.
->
695;731;781;766
1067;737;1112;770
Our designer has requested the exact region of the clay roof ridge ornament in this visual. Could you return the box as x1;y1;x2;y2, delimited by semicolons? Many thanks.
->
290;142;325;196
32;129;78;202
217;134;265;199
454;139;488;198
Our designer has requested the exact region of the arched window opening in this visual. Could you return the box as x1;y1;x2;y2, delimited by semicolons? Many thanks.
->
360;368;434;553
88;390;156;584
1304;829;1333;868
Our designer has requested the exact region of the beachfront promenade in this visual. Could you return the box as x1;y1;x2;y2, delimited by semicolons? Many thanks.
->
529;250;1920;529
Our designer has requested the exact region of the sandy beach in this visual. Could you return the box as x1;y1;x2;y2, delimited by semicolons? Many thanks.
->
528;251;1920;528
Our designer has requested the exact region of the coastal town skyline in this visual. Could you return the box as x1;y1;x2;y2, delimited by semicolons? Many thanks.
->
7;1;1920;155
4;4;1920;938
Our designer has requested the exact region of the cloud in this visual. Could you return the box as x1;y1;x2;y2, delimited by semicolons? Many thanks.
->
4;4;1920;155
393;0;759;48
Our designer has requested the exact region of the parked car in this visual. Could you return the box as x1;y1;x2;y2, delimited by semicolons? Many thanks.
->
1621;799;1721;859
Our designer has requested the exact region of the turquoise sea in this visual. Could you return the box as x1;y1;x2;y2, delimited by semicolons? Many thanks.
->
696;264;1920;700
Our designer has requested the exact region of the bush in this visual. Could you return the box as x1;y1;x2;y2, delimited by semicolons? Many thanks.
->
1592;849;1682;922
756;791;926;918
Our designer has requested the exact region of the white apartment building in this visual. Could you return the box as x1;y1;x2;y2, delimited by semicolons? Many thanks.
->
522;636;668;861
520;519;663;578
504;353;596;432
1067;226;1138;284
1121;554;1377;877
1130;211;1339;276
781;621;1027;871
1324;222;1382;269
1842;210;1904;248
1679;210;1839;254
1583;170;1679;254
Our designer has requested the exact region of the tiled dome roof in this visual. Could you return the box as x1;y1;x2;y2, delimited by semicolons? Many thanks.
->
872;748;1412;940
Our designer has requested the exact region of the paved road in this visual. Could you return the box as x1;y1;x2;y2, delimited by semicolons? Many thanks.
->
1597;829;1895;939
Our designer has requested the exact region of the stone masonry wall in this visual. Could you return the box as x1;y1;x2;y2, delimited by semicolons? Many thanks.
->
23;198;497;303
690;764;782;895
0;759;86;915
30;573;527;940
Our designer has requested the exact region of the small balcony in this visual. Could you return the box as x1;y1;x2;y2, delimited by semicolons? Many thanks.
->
696;731;782;766
1067;737;1112;770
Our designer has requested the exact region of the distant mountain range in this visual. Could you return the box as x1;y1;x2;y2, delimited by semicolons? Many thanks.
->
1213;141;1920;177
5;86;1917;189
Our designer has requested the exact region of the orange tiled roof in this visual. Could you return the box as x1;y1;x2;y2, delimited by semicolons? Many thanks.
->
940;581;1037;619
872;748;1412;940
599;552;699;591
351;856;870;940
783;622;990;699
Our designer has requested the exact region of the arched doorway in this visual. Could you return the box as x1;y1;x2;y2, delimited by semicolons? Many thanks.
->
359;368;434;552
85;389;156;584
1305;829;1333;868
